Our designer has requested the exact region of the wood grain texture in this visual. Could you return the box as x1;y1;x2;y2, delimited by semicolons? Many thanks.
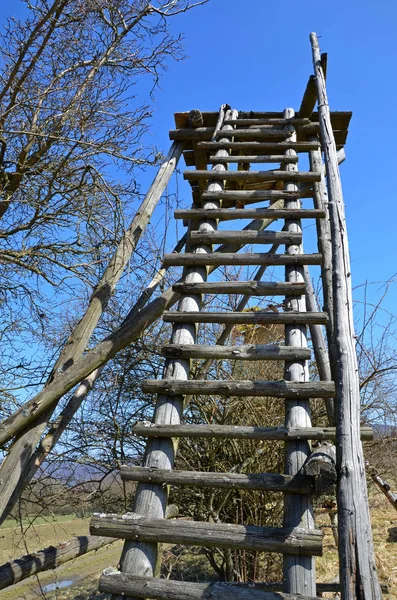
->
99;573;324;600
163;311;327;325
131;423;373;441
141;379;335;398
120;467;313;493
90;514;323;556
310;33;381;600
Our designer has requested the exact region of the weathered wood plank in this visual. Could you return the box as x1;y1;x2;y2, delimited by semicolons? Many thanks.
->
189;231;302;245
163;310;327;325
224;118;312;127
215;128;290;139
0;535;118;590
141;379;335;398
131;423;373;441
184;170;321;183
162;342;310;360
99;573;324;600
280;108;315;594
311;32;381;600
208;155;299;164
90;514;323;556
175;208;326;221
172;281;306;296
201;189;300;201
120;467;313;493
163;253;322;267
163;311;327;325
198;141;320;152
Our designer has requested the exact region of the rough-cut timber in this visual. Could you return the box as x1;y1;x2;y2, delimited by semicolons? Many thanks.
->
224;118;311;126
131;423;373;441
201;189;300;201
120;467;313;493
189;230;302;245
215;128;291;139
184;169;320;183
163;253;322;267
99;573;324;600
90;514;323;556
172;281;306;296
0;536;117;590
310;32;382;600
141;379;335;398
281;107;315;595
163;311;328;325
208;154;299;164
175;208;326;221
198;141;320;152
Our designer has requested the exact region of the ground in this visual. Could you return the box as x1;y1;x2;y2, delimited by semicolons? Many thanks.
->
0;490;396;599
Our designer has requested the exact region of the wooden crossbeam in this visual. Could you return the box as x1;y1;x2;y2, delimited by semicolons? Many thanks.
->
162;342;311;360
131;423;374;441
208;154;299;164
184;169;321;183
175;208;326;221
172;281;306;296
198;141;320;152
141;379;335;398
189;230;302;245
90;514;323;556
120;467;313;493
163;253;322;267
99;574;325;599
163;311;327;325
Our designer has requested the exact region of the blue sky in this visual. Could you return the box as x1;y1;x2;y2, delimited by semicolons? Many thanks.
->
0;0;396;325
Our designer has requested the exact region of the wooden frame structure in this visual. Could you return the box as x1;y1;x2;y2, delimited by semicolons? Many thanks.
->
89;34;383;600
0;34;382;600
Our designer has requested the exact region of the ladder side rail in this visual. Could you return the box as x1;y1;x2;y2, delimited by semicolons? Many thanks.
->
116;105;238;589
310;32;382;600
282;108;316;595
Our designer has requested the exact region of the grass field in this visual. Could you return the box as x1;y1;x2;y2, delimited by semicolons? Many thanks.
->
0;489;396;599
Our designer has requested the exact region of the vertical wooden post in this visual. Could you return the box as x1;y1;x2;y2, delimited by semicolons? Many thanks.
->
117;105;237;589
310;32;382;600
282;108;316;596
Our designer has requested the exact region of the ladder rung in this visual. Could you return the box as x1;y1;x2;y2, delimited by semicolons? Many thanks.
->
163;253;322;267
215;128;290;140
189;231;302;245
208;154;299;164
131;423;374;441
173;281;305;296
174;208;326;221
184;170;321;183
120;466;313;493
163;311;328;325
90;513;323;556
202;190;301;201
99;573;389;599
141;379;335;398
224;117;312;127
197;141;320;152
162;343;310;360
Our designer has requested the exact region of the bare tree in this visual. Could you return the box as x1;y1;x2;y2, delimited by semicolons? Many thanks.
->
0;0;207;522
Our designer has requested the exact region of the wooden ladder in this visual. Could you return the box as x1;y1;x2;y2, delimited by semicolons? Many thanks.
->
90;46;381;596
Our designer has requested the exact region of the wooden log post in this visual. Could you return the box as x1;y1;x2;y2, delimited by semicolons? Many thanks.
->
117;105;238;590
282;108;316;596
310;32;382;600
0;535;118;590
